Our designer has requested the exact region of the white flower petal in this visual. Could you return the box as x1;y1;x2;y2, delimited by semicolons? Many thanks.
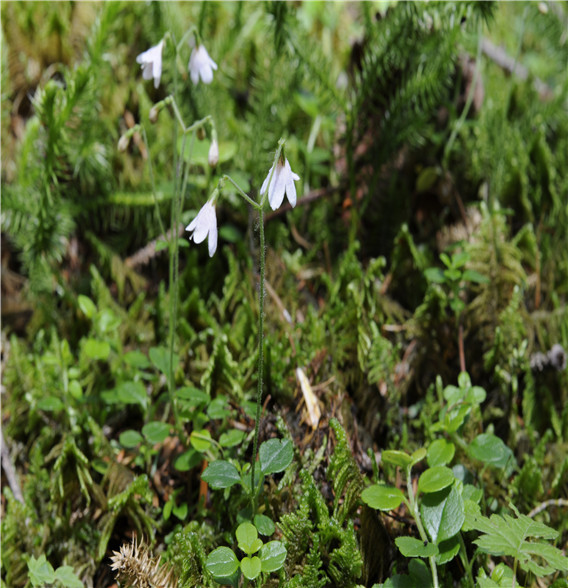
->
186;201;218;255
207;213;218;257
189;45;217;85
268;168;286;211
260;164;274;196
286;177;297;207
136;41;164;88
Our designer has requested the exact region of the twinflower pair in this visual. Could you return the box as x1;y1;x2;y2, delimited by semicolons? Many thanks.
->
186;153;300;257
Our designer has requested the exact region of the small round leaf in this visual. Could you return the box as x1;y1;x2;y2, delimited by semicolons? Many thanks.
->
205;547;239;578
361;485;404;511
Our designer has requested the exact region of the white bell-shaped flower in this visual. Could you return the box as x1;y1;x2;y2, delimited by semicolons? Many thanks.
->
136;40;164;89
186;200;218;257
260;158;300;211
188;44;218;85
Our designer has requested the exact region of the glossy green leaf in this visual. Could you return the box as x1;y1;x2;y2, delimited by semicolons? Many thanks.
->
259;541;287;572
421;484;464;544
361;485;404;511
236;522;262;555
468;434;516;472
254;514;275;536
381;450;413;468
205;546;239;578
419;466;455;493
395;536;438;558
202;460;240;489
190;429;212;452
260;438;293;474
427;439;455;467
240;556;261;580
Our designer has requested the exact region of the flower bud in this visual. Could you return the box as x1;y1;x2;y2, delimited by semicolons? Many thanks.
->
118;134;130;152
196;126;206;141
208;138;219;168
149;106;159;124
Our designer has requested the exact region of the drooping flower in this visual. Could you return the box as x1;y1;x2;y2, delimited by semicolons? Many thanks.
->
136;40;164;89
208;138;219;168
188;44;218;85
260;157;300;211
186;200;218;257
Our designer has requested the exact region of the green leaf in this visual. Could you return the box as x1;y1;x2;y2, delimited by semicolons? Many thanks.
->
259;541;287;572
37;396;64;412
142;421;171;444
202;460;240;489
97;309;121;333
149;346;179;377
219;429;246;448
176;386;209;408
27;554;55;586
462;269;490;284
424;267;446;283
411;447;427;465
361;485;404;511
205;546;239;578
155;239;169;252
427;439;455;467
465;505;568;577
114;381;148;411
240;556;261;580
436;535;461;565
236;522;262;555
173;501;188;521
259;438;293;474
190;429;212;452
381;450;413;469
395;536;438;558
54;565;83;588
174;449;201;472
123;351;151;369
468;433;516;472
77;295;96;319
418;466;455;493
254;514;275;536
207;396;231;420
421;485;464;544
119;430;143;448
83;338;110;360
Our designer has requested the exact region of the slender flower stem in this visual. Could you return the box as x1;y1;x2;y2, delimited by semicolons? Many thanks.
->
222;175;260;210
250;206;266;513
406;466;439;588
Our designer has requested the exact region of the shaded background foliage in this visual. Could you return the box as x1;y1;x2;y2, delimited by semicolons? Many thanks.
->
1;1;567;587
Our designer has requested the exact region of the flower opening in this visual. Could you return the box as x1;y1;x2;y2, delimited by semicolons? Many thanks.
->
260;158;300;211
186;200;218;257
188;45;218;85
136;40;164;89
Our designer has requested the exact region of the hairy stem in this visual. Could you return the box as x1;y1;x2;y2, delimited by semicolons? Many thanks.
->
250;207;266;513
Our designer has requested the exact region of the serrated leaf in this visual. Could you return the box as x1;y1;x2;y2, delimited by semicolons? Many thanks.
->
54;565;83;588
421;484;464;544
240;556;261;580
418;466;455;493
206;546;239;577
27;555;55;586
395;536;438;557
361;485;404;511
259;438;293;474
259;541;287;572
202;460;240;489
